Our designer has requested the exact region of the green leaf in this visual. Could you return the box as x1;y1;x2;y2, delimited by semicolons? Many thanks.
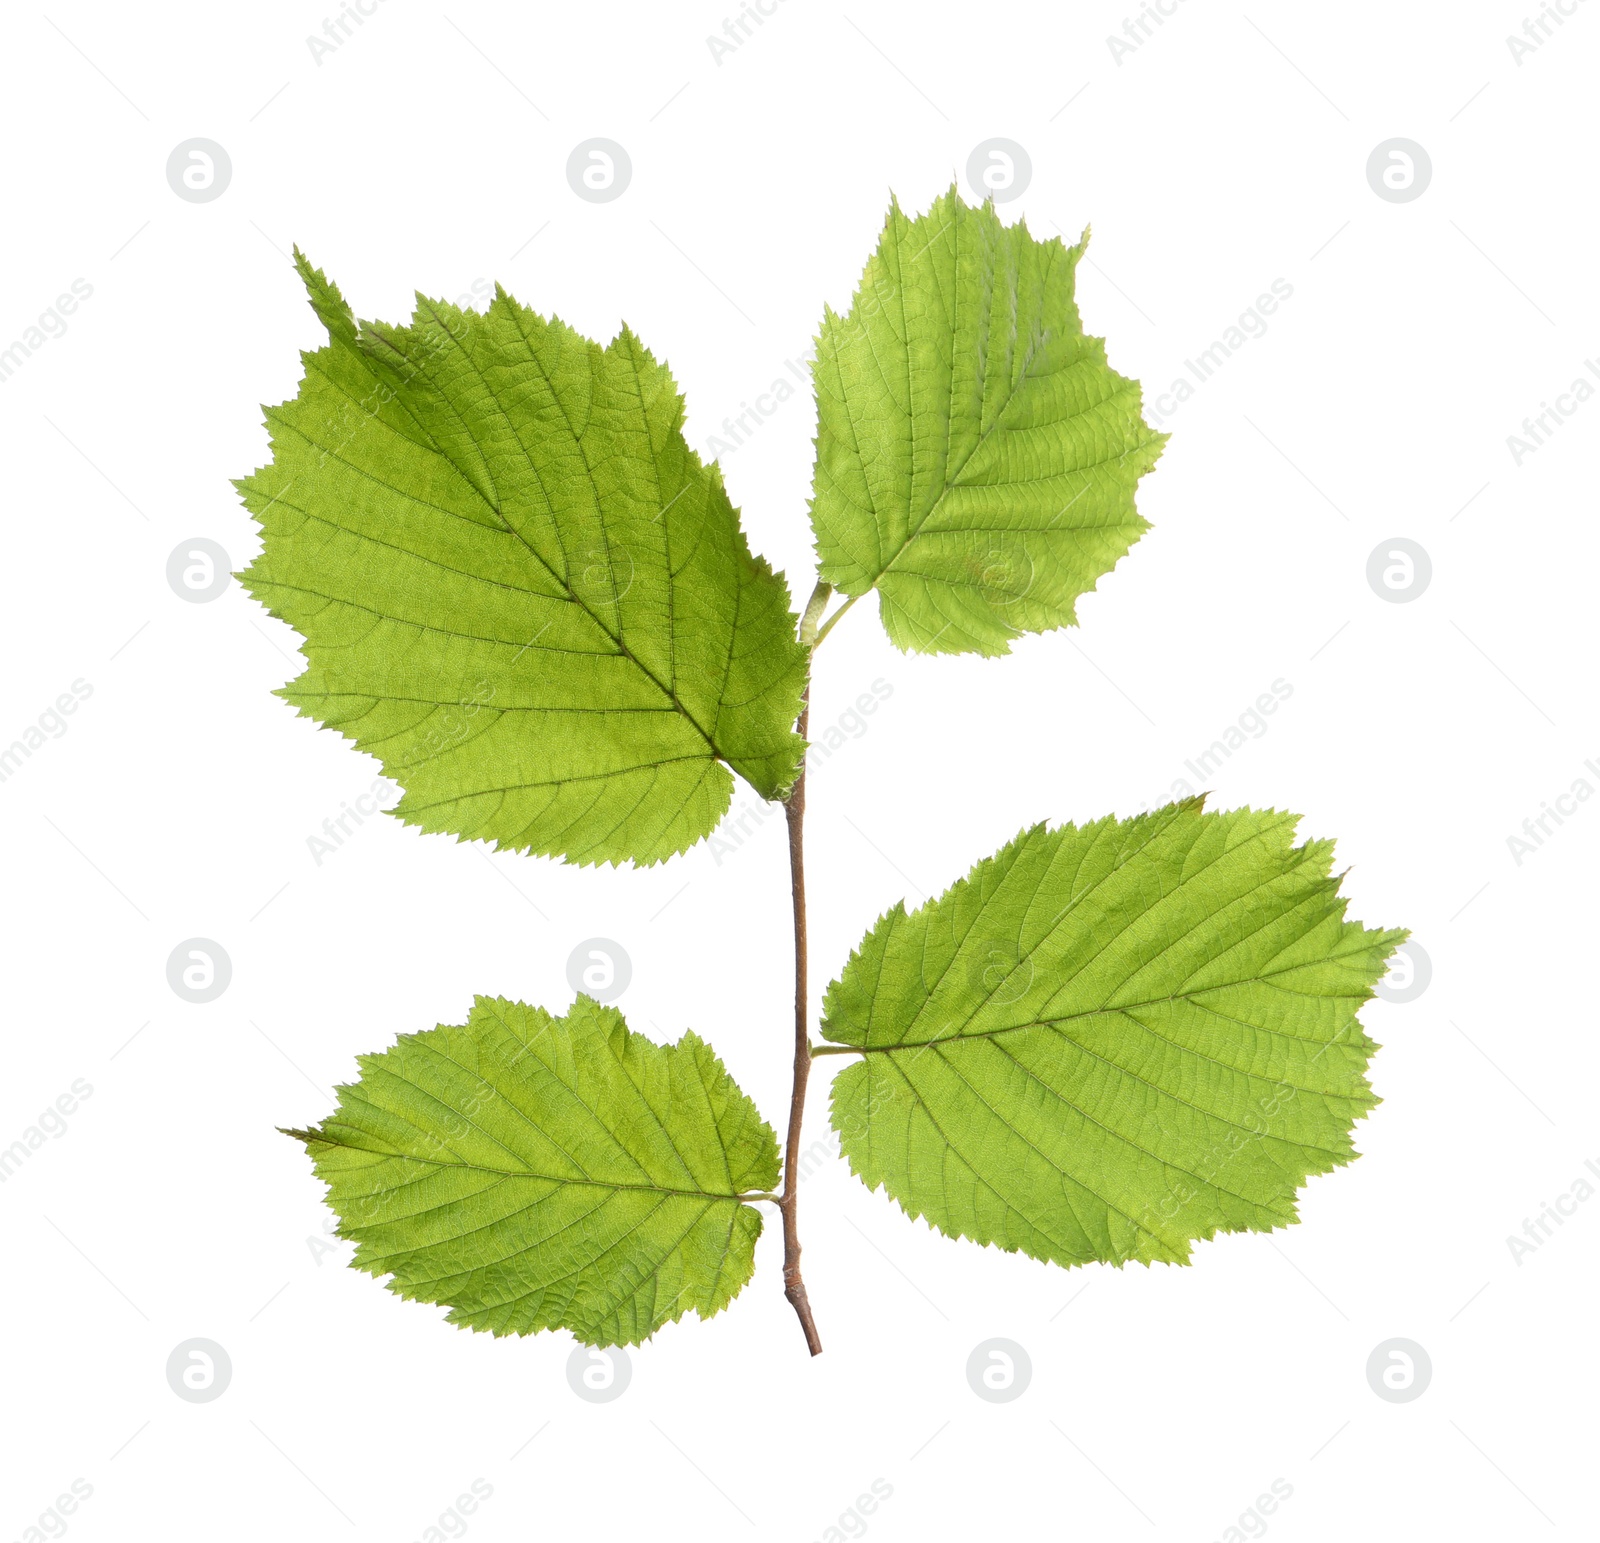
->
237;253;808;868
809;186;1166;656
822;799;1405;1268
288;995;779;1346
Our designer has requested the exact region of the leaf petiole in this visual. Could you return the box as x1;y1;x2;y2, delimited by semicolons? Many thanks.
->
810;591;860;651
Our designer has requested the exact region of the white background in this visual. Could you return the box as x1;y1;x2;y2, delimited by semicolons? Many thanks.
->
2;3;1596;1539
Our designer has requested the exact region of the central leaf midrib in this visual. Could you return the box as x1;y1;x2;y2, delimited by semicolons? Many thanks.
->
826;965;1366;1060
863;207;1050;584
307;1131;751;1202
835;218;1156;598
362;320;726;765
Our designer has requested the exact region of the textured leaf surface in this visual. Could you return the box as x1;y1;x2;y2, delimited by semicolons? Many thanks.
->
238;254;808;867
289;995;779;1346
823;800;1404;1268
810;186;1166;656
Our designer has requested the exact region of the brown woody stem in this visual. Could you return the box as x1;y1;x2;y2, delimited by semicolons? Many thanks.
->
780;738;822;1355
778;581;833;1356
